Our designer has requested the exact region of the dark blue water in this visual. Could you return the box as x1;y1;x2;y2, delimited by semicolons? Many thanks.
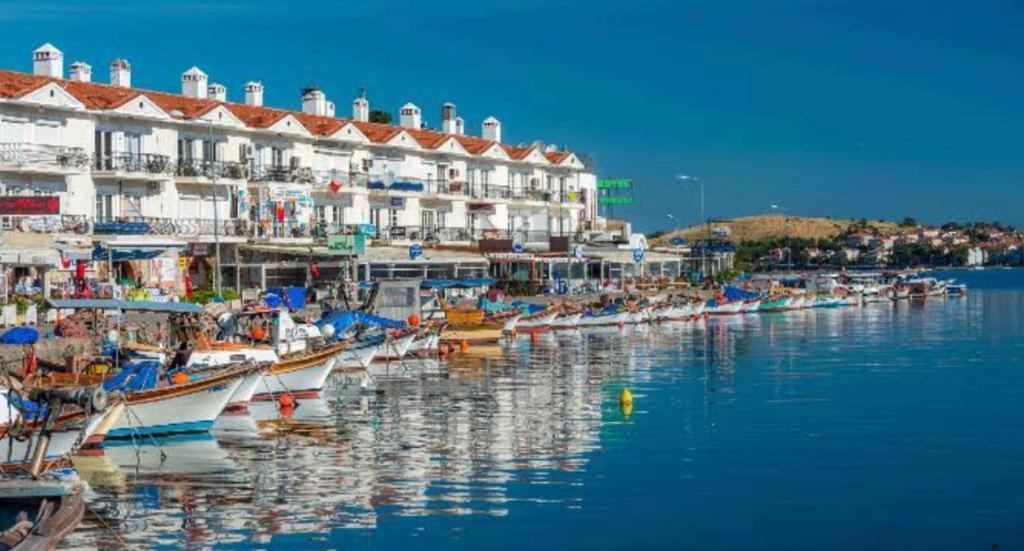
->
70;269;1024;549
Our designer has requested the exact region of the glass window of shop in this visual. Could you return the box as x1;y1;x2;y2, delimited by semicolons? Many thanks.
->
569;262;585;280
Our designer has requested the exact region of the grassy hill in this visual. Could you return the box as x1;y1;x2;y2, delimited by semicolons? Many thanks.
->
651;215;902;245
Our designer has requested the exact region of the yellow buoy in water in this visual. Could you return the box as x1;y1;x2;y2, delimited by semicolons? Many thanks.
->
619;388;634;416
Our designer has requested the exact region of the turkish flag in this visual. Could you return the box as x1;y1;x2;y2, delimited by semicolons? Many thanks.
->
329;180;342;192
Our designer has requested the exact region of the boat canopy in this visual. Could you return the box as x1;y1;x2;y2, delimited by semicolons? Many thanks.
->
317;310;407;336
420;277;497;289
48;299;204;314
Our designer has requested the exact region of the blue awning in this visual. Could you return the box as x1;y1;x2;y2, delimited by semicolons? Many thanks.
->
48;299;203;314
420;277;497;289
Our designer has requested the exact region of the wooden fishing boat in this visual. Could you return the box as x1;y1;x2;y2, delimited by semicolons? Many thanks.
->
551;312;582;329
1;394;123;467
576;310;627;327
705;300;745;315
514;310;559;334
372;327;418;361
252;342;346;400
0;478;87;550
439;310;521;344
105;363;254;439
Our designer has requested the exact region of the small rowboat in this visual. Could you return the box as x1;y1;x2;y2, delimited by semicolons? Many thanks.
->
252;342;346;400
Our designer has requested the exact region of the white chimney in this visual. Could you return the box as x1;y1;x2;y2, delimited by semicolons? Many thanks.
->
208;83;226;102
441;102;457;134
455;116;465;136
352;92;369;122
69;61;91;82
33;43;63;78
482;116;501;142
301;87;328;116
110;59;131;88
182;66;208;99
326;101;336;117
244;81;263;107
399;102;421;130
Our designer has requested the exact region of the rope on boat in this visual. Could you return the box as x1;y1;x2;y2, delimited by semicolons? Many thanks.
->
121;403;167;464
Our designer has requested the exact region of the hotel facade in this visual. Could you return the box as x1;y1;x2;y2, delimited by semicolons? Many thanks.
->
0;43;604;293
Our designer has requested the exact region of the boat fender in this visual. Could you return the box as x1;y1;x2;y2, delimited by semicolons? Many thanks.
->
171;372;190;385
278;394;295;409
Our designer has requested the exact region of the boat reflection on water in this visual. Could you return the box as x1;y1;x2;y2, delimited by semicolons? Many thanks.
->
64;319;750;548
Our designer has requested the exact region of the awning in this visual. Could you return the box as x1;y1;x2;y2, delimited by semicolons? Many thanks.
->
48;298;203;313
94;239;187;261
420;277;497;289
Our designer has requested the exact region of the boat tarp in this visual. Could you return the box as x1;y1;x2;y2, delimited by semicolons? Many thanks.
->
0;326;39;344
420;278;497;289
48;299;203;314
723;285;759;301
512;301;546;315
103;361;161;393
317;310;406;337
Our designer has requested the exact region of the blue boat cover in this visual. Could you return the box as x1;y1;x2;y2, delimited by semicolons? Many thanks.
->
103;361;161;393
723;285;759;301
512;301;546;315
0;326;39;344
317;310;406;340
265;287;307;311
92;244;164;261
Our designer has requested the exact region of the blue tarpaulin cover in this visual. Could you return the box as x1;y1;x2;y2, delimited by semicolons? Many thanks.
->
317;310;406;340
512;301;546;315
265;287;307;311
0;326;39;344
92;244;163;261
723;285;759;301
103;361;161;393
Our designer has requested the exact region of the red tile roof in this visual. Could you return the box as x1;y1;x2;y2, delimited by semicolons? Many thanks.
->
0;68;576;162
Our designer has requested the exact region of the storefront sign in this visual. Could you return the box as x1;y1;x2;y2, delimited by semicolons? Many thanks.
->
512;242;524;254
327;234;366;255
409;243;423;260
0;196;60;216
633;248;644;263
467;202;495;215
390;197;406;208
357;224;377;236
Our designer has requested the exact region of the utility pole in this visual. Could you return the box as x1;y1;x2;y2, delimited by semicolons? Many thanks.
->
209;120;222;295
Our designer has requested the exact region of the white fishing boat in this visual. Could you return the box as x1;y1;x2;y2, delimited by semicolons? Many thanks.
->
706;300;745;315
577;310;627;327
337;337;382;368
551;312;582;330
741;300;762;313
106;364;252;439
1;392;123;464
515;310;559;333
373;329;417;361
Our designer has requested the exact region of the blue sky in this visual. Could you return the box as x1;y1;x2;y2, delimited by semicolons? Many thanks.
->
2;0;1021;231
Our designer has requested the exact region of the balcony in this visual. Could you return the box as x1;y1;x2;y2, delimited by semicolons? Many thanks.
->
312;170;369;191
0;143;89;174
176;159;249;181
91;216;249;239
368;225;471;243
93;153;174;178
1;214;90;234
468;184;512;200
251;164;315;184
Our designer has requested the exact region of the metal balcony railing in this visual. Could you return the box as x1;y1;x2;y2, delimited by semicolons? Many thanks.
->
468;184;512;200
93;153;174;174
91;216;249;237
251;164;315;184
0;214;91;234
0;143;89;171
312;170;369;190
176;159;248;180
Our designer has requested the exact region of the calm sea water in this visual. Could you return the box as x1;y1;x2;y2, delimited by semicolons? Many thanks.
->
67;269;1024;550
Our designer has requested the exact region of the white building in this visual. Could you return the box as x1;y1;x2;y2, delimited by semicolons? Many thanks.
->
0;43;602;290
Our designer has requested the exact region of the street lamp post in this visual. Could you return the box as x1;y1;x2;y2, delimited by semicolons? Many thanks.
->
208;120;222;295
678;174;706;278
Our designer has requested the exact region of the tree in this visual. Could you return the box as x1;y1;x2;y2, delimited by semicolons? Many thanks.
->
899;216;918;228
369;110;392;124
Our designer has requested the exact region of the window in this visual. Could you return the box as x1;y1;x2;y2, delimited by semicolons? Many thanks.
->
94;131;113;169
388;208;399;228
177;138;195;162
95;193;114;220
271;147;285;167
202;139;218;162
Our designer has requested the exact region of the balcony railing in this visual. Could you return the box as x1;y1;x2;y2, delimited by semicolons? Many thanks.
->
0;214;90;234
91;216;249;237
0;143;89;171
369;225;471;242
468;184;512;200
176;159;248;180
312;170;369;190
94;153;174;175
251;164;315;184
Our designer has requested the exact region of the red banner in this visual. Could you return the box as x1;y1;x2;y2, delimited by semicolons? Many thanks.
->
0;196;60;216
